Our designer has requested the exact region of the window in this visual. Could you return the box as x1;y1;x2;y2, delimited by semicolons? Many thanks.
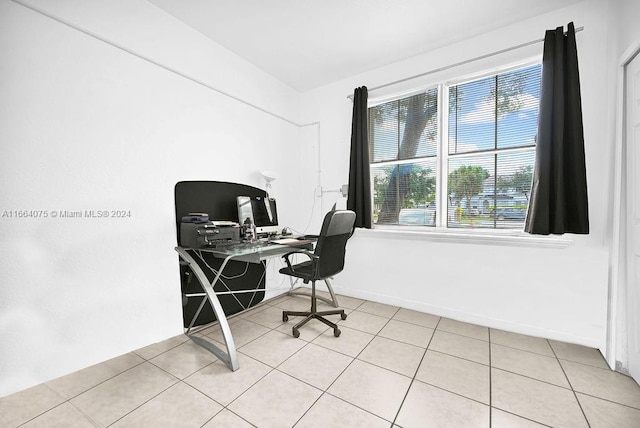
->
369;63;541;231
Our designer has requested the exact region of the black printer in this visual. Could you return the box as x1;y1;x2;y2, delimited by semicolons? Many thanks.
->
179;213;240;248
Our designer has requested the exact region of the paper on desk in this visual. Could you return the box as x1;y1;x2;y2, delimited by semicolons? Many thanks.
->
272;238;312;245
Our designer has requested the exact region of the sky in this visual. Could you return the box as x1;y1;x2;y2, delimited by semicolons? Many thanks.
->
448;63;541;176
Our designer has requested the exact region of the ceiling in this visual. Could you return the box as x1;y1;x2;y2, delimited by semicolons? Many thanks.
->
148;0;582;92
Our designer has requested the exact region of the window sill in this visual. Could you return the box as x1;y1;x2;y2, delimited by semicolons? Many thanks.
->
355;226;572;248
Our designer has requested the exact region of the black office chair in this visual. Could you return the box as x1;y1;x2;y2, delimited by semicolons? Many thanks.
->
281;210;356;338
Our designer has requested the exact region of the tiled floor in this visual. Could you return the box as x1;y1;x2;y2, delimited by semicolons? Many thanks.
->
3;292;640;427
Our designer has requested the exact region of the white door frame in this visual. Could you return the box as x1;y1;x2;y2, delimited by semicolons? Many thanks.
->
607;40;640;371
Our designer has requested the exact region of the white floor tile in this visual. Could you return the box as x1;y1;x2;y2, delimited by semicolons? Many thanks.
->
577;392;640;428
238;330;306;368
357;336;424;377
491;343;570;388
438;318;489;341
561;360;640;409
184;353;270;406
328;359;411;421
278;343;353;390
69;362;177;427
377;319;434;348
110;382;222;428
428;330;489;365
0;384;65;428
396;381;489;428
6;294;640;428
549;340;608;369
295;393;389;428
228;370;321;428
338;310;389;335
312;325;375;357
490;329;554;357
416;350;490;404
492;368;588;427
392;308;440;328
150;340;218;379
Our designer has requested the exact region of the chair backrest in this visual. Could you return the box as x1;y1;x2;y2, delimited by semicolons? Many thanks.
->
313;210;356;279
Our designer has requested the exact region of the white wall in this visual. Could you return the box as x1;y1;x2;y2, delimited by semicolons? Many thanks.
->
302;0;615;349
0;0;306;397
614;0;640;57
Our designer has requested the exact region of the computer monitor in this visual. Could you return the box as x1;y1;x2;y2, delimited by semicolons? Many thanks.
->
237;195;279;236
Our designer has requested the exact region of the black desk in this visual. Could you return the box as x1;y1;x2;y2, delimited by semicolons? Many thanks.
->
174;181;341;371
175;181;269;327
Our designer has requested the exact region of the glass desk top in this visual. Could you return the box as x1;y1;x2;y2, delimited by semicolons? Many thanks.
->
183;239;313;263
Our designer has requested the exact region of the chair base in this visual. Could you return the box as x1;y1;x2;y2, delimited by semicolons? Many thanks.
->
283;308;347;338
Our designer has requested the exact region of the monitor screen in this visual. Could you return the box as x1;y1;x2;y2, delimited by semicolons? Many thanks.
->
237;195;279;235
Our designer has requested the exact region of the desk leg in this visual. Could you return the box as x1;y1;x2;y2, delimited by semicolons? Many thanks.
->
288;278;340;308
324;278;340;308
176;248;239;371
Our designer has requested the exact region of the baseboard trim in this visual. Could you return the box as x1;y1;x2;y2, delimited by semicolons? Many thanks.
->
332;285;604;352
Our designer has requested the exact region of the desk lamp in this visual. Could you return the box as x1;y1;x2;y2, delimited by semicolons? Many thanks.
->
260;170;278;198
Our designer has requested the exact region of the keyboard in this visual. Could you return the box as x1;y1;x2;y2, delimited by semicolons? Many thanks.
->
298;234;318;240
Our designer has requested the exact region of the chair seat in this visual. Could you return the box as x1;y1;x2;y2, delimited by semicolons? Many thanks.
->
279;260;314;280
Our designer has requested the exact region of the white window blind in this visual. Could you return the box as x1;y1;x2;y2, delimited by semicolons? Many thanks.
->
369;63;542;230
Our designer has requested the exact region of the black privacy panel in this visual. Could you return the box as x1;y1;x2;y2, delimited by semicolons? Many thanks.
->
175;181;267;328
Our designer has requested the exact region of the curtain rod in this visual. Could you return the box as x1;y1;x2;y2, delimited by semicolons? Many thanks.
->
347;26;584;99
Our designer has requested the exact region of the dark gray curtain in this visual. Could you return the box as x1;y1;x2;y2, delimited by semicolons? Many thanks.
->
347;86;372;228
525;22;589;235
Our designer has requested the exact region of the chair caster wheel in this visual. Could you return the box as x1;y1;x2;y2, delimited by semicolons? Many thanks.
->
334;328;341;337
283;314;289;322
293;329;300;338
340;312;347;320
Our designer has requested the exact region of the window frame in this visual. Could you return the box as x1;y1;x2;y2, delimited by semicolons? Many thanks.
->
366;58;571;247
